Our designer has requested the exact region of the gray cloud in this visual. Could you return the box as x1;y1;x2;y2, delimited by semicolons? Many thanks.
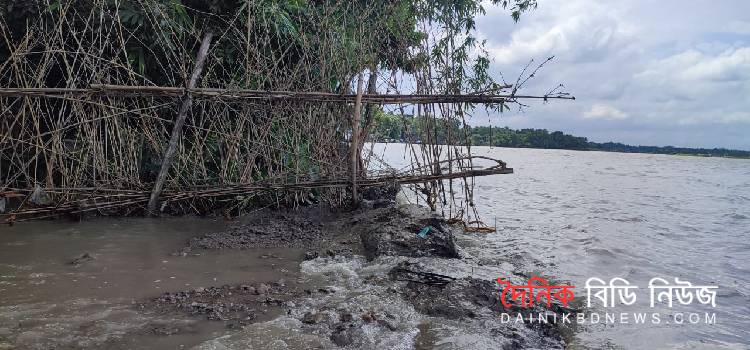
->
474;0;750;149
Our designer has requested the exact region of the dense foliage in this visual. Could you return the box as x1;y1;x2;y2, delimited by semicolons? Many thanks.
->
0;0;540;214
0;0;536;91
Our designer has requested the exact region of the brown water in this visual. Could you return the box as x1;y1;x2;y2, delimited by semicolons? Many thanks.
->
0;218;304;349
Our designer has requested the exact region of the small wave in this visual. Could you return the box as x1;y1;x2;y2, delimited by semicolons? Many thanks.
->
28;273;54;279
724;213;748;220
585;248;617;259
571;236;599;245
609;216;646;223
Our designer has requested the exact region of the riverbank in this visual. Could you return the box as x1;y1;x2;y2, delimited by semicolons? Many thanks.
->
143;193;577;348
0;189;575;349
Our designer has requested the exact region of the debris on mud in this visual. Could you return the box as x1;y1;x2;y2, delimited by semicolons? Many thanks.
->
359;205;461;260
182;209;330;251
360;182;400;210
69;252;95;266
142;281;301;327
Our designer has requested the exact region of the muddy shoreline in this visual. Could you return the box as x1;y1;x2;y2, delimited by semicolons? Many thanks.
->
0;187;575;349
133;189;576;349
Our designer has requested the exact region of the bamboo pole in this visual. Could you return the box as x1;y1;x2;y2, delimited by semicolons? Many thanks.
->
147;32;214;215
350;73;364;206
0;86;575;104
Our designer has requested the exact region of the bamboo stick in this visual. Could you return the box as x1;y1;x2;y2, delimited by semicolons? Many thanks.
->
350;73;364;206
147;32;214;215
0;86;574;104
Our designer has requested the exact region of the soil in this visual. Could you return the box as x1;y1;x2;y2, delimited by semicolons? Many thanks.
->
174;185;460;262
184;209;328;250
141;281;300;328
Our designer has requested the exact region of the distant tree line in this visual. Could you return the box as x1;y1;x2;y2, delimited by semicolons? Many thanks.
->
586;142;750;158
371;113;750;158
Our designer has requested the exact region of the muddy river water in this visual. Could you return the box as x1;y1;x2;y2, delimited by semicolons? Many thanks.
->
0;218;305;349
1;145;749;349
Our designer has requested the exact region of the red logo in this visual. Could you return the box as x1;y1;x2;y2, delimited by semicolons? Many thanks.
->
497;276;576;308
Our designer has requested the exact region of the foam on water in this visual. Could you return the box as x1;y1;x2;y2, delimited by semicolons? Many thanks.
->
195;255;423;349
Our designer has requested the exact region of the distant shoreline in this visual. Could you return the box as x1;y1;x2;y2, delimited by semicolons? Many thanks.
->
369;114;750;159
373;141;750;160
517;147;750;159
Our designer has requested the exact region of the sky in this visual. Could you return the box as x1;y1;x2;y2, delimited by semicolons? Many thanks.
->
473;0;750;150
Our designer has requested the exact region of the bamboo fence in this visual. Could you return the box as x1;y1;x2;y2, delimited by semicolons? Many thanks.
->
0;1;570;225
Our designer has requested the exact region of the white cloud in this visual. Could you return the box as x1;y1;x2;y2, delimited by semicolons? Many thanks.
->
484;4;628;65
677;111;750;125
584;104;628;121
682;48;750;82
639;47;750;83
633;47;750;103
475;0;750;149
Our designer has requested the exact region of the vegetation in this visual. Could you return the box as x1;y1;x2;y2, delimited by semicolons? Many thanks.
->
587;142;750;159
0;0;541;216
371;113;750;158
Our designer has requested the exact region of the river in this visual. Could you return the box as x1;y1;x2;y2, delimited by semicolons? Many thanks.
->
1;145;748;349
373;144;750;349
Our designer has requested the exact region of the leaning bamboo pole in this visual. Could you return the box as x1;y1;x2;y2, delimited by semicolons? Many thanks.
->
148;32;214;215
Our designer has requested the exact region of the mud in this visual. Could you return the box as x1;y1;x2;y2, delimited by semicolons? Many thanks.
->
184;209;328;250
181;203;461;260
176;183;456;263
142;281;301;328
359;206;461;260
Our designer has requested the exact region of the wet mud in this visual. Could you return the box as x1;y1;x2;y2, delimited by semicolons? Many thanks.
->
143;281;299;328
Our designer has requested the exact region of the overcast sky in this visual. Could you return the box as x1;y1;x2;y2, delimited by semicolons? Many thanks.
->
474;0;750;150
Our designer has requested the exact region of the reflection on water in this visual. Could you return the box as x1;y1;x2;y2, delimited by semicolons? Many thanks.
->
374;144;750;349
